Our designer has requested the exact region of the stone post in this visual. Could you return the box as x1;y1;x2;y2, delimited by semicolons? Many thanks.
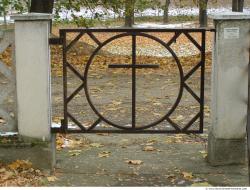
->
10;13;55;170
208;12;250;165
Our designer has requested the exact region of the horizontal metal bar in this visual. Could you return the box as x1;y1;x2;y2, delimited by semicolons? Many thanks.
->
207;28;216;32
51;128;202;134
60;28;213;33
49;37;63;45
108;64;159;69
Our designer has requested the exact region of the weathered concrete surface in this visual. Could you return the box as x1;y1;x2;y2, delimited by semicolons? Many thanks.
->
209;12;250;165
46;134;248;186
208;133;246;166
0;134;56;172
12;14;52;141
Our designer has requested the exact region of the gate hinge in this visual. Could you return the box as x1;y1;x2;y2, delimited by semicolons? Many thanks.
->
49;37;63;45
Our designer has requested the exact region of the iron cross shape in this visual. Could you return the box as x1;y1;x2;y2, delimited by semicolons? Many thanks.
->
107;35;159;129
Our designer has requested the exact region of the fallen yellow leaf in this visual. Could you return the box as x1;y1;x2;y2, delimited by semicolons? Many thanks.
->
143;146;155;151
182;172;193;179
90;143;104;148
47;176;58;182
191;182;212;187
98;151;111;158
125;160;143;165
0;168;6;173
199;151;208;158
0;118;5;124
8;160;32;170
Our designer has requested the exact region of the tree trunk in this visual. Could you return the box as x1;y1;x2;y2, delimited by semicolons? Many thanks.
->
3;9;7;26
125;0;135;27
30;0;54;13
199;0;208;28
232;0;244;12
30;0;54;32
163;0;170;24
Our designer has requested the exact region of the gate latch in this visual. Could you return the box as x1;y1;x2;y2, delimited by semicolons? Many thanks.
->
49;37;63;45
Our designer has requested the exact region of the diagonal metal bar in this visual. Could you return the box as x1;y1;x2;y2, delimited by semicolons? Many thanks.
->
66;83;85;104
66;32;85;52
166;117;182;132
183;83;200;103
67;112;86;131
182;112;200;132
184;61;202;81
67;62;85;81
184;32;202;51
87;118;102;131
87;32;102;46
166;32;181;47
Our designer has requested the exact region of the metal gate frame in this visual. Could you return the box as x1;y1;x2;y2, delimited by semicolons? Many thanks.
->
50;28;215;134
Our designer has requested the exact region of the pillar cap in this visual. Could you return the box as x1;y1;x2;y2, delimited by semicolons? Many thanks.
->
210;11;250;20
10;13;53;21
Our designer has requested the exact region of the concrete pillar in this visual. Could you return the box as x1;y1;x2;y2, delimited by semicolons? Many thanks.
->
11;13;52;140
10;13;55;170
208;12;250;165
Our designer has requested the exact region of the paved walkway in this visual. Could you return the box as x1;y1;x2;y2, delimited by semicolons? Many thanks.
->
47;133;248;186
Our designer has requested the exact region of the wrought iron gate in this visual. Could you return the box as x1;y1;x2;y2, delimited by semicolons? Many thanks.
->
51;28;213;134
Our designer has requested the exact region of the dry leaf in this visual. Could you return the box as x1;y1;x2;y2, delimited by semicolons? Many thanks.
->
166;174;176;179
111;100;122;106
191;182;212;187
182;172;193;179
98;151;111;158
8;160;32;170
69;150;82;153
69;152;81;156
2;171;14;180
143;146;155;151
0;168;6;173
175;115;184;121
145;142;154;146
153;113;161;117
0;118;5;124
199;151;208;158
125;160;143;165
153;102;162;106
90;143;104;148
68;149;83;155
47;176;58;182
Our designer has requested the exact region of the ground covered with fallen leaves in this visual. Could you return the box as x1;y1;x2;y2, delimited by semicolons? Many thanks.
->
0;160;44;186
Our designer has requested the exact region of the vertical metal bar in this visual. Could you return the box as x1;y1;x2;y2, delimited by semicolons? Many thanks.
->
61;30;68;133
132;34;136;129
200;30;206;133
247;45;250;186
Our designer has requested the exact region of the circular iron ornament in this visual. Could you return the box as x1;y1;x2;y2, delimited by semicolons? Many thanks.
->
83;32;184;130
